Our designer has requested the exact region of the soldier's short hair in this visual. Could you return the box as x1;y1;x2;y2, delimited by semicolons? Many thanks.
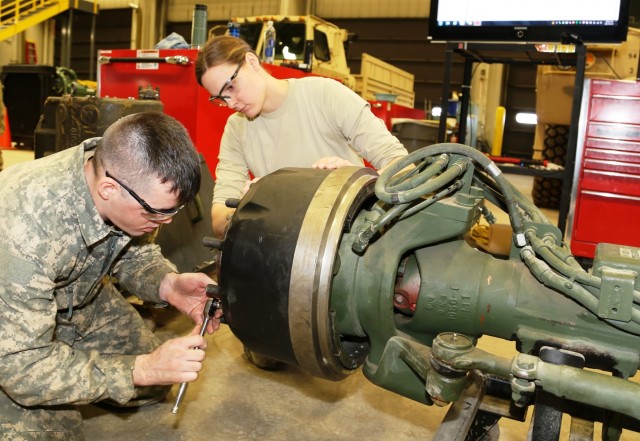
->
93;112;201;206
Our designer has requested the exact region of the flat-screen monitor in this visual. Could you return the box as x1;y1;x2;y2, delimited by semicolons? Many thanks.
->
428;0;631;44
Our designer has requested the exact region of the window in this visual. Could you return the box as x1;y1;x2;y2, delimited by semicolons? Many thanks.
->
313;29;331;62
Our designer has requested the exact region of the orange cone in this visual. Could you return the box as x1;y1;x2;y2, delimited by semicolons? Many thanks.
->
0;108;12;149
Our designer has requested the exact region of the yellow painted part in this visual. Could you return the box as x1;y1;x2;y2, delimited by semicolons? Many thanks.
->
492;106;506;156
0;0;66;41
0;0;98;42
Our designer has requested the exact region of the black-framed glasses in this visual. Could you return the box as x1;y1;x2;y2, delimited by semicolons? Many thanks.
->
208;60;244;107
105;171;184;221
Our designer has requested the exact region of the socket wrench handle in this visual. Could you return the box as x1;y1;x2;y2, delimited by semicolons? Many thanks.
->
171;296;220;414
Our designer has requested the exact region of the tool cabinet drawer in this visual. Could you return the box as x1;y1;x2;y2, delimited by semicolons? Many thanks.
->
587;122;640;142
580;169;640;197
572;190;640;250
583;158;640;174
570;79;640;258
584;147;640;164
591;79;640;97
585;137;640;153
590;96;640;125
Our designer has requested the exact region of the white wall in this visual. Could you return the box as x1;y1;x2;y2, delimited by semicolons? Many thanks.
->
167;0;303;23
164;0;428;23
0;35;22;66
316;0;428;18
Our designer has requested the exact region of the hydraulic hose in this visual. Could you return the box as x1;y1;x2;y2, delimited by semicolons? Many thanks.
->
353;175;466;253
525;231;600;287
521;247;640;334
480;205;498;225
380;144;526;243
375;154;464;204
382;154;448;195
471;171;508;212
525;230;640;307
509;180;548;224
521;246;600;311
538;234;584;272
353;155;471;252
399;180;464;220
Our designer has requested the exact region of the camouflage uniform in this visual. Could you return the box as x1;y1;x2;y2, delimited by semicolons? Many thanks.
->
0;138;177;440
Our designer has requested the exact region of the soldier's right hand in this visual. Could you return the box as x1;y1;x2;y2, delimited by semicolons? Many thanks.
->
132;332;207;386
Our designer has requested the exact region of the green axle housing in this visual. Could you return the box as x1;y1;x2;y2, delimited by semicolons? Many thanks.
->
217;145;640;439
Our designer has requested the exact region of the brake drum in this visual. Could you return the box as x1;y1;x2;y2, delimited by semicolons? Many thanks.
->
218;166;377;380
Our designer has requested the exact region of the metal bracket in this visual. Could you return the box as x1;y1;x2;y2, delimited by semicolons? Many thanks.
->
97;55;191;66
434;371;486;440
598;266;636;321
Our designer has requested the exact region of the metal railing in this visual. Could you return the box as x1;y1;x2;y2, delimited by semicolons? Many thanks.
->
1;0;58;26
0;0;97;41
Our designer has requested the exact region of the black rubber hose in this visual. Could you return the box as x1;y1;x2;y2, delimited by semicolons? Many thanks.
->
408;144;525;238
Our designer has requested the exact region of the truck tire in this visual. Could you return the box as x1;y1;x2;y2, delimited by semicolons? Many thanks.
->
532;124;569;208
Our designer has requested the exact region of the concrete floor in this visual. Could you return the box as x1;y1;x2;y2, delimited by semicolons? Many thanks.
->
82;308;453;441
3;148;640;440
77;314;542;441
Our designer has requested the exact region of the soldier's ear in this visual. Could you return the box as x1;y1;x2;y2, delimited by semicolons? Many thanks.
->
97;177;118;201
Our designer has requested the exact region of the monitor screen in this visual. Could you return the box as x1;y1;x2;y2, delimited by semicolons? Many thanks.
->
428;0;631;44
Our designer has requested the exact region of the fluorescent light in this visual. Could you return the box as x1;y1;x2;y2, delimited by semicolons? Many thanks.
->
516;112;538;125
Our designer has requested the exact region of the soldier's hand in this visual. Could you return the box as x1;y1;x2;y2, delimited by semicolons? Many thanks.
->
132;331;207;386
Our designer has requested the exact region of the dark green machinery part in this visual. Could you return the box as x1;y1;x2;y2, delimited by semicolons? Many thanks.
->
218;145;640;439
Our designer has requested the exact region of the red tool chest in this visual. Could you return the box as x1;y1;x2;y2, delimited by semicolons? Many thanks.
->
569;79;640;258
97;48;327;176
97;48;234;176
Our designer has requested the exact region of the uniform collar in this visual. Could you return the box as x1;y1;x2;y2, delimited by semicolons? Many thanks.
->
74;138;126;246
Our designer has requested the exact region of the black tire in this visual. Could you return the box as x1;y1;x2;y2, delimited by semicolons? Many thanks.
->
532;124;569;208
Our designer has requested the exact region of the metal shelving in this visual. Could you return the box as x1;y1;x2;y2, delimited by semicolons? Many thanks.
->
436;42;587;235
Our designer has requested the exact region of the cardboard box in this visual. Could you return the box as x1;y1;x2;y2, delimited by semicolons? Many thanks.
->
536;69;575;125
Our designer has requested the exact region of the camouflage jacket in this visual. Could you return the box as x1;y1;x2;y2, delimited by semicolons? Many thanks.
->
0;138;177;407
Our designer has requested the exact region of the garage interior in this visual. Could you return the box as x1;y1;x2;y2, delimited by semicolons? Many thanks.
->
3;0;640;440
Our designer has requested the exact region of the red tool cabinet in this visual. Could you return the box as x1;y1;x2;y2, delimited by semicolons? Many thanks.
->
97;48;233;176
97;48;323;176
569;79;640;258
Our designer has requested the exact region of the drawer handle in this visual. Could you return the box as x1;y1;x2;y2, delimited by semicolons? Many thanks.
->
584;169;640;180
582;190;640;202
